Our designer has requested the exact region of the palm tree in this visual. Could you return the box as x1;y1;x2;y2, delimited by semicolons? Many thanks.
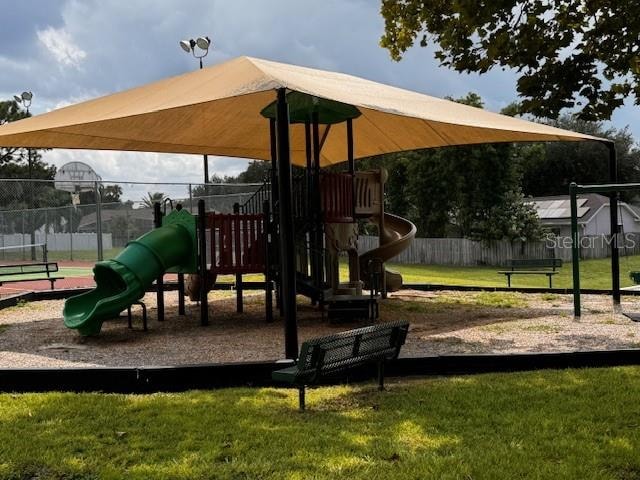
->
140;192;166;209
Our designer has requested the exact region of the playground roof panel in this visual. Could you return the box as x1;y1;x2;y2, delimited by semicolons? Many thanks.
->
0;56;604;167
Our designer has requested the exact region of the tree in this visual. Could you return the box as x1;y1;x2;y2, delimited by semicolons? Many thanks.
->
359;93;544;242
0;100;29;166
235;160;271;183
79;184;124;206
380;0;640;120
140;192;166;209
516;115;640;197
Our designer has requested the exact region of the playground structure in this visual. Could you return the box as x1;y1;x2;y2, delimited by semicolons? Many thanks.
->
62;93;417;336
569;176;640;319
0;55;607;358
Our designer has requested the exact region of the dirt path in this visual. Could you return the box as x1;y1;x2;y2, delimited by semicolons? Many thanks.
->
0;289;638;368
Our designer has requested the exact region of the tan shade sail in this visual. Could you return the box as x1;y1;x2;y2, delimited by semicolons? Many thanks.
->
0;56;603;167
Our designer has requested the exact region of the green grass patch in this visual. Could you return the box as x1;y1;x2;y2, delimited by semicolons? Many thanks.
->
521;324;563;334
387;292;527;314
45;248;124;262
2;367;640;478
475;291;526;308
541;293;560;302
381;254;640;290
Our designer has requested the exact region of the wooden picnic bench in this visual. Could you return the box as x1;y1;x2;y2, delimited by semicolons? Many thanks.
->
0;262;62;290
498;258;563;288
272;320;410;410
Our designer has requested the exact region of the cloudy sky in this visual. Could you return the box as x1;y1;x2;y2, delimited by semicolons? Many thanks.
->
1;0;638;199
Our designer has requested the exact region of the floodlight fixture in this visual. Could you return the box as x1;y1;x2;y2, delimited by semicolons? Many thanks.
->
14;91;33;112
196;36;211;50
179;35;211;68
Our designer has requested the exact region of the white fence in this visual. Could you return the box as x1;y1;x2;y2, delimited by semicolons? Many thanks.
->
0;233;113;252
358;234;640;266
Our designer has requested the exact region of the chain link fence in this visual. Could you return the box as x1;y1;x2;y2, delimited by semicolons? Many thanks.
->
0;178;264;264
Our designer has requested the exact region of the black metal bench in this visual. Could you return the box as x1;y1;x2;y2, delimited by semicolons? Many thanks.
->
0;262;62;290
498;258;563;288
272;320;410;410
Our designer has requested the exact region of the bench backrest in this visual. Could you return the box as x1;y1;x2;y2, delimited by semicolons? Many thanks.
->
0;262;58;277
295;321;409;382
508;258;562;270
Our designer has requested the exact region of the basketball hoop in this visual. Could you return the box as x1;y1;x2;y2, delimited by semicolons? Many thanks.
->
54;161;102;205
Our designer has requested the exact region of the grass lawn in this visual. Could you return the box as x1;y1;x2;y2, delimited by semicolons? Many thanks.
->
2;367;640;479
10;251;637;290
387;254;640;290
46;248;124;262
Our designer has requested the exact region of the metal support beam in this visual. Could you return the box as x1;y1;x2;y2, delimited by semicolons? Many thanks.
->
608;143;620;304
233;202;243;313
95;181;104;261
570;182;581;317
263;200;274;323
347;118;355;219
153;202;164;321
312;112;323;291
269;118;282;315
275;88;299;360
305;120;317;296
198;199;209;326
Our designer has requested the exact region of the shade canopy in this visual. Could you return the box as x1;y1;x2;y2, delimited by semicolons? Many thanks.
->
0;56;603;167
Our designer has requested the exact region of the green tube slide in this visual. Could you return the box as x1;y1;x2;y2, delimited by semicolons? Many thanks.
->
64;209;196;336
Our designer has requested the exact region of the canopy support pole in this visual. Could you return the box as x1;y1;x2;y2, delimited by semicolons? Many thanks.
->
269;118;282;315
312;112;323;293
347;118;355;219
608;143;620;305
570;182;581;317
276;88;299;359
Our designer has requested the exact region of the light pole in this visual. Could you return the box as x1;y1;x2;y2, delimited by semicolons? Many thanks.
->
180;36;211;183
14;91;36;259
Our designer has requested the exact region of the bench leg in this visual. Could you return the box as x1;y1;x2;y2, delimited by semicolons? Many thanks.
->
177;273;185;316
549;275;553;289
507;274;511;288
378;361;385;391
141;303;148;332
298;386;306;411
127;302;148;332
49;279;55;290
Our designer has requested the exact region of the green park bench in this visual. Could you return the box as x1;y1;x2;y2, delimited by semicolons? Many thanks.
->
498;258;563;288
0;262;62;290
272;320;410;410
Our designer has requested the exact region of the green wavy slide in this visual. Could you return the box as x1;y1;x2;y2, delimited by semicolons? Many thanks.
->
63;208;197;336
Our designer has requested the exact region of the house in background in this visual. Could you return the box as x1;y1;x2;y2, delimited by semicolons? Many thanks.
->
530;194;640;237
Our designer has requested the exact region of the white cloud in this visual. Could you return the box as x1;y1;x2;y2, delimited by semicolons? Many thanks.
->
37;26;86;68
44;149;250;201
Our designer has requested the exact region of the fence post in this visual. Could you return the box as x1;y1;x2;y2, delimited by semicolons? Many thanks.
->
44;209;48;250
95;181;104;261
21;213;25;261
189;184;193;214
29;181;36;261
69;205;74;261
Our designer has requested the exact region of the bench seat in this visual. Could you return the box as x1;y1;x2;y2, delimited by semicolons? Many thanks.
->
271;366;299;383
0;262;61;290
497;258;562;288
272;320;409;410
